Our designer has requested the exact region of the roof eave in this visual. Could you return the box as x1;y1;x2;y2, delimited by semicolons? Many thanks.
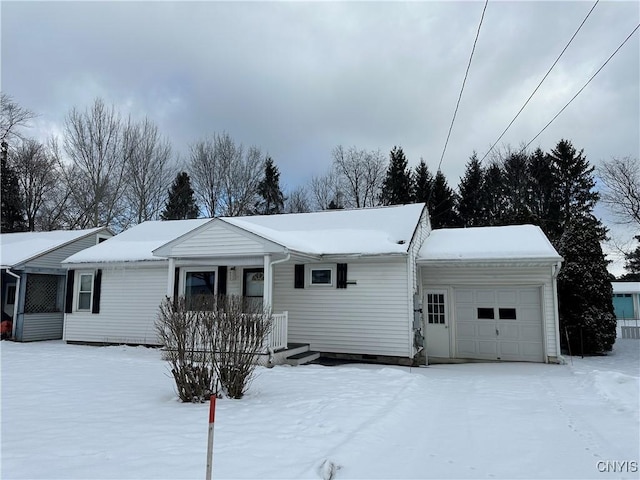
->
418;256;563;266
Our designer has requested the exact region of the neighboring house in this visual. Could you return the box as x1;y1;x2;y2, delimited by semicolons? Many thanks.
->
62;204;564;364
612;282;640;321
0;228;112;342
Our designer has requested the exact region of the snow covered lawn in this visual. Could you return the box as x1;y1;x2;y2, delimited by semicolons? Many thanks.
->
2;340;638;480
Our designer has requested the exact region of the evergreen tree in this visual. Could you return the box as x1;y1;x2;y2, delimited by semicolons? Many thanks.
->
620;235;640;281
479;162;506;226
528;148;561;239
1;142;26;232
549;139;599;242
380;146;413;205
255;157;285;215
501;150;532;224
412;158;433;205
457;153;485;227
557;215;617;354
430;170;459;229
160;172;199;220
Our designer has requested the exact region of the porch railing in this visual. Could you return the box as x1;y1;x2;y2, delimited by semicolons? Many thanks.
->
267;311;288;351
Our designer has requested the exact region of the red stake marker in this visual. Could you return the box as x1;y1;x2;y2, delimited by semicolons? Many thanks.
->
206;395;216;480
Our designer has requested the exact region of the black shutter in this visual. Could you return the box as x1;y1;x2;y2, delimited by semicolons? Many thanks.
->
294;264;305;289
337;263;348;289
91;269;102;314
218;266;227;295
174;267;180;299
64;270;75;313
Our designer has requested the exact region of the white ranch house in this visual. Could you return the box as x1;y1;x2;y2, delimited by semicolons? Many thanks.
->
62;204;563;364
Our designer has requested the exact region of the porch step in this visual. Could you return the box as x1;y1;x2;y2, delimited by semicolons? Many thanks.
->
285;351;320;366
282;343;312;358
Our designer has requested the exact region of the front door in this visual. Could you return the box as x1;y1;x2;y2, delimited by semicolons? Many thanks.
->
243;268;264;310
425;290;450;358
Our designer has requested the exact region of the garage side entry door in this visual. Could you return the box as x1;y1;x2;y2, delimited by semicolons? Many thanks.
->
455;287;544;362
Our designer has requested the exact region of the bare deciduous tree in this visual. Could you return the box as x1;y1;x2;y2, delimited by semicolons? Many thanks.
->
598;156;640;227
332;145;386;208
61;98;127;228
285;185;311;213
122;118;174;225
11;139;59;231
1;93;35;145
189;133;263;217
310;170;342;210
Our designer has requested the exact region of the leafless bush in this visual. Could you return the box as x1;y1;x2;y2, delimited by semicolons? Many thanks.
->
156;296;217;403
156;295;272;402
214;295;272;399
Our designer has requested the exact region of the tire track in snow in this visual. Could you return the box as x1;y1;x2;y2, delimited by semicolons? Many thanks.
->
294;367;421;479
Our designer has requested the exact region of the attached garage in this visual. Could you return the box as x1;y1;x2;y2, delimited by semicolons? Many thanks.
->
454;286;544;362
418;225;563;364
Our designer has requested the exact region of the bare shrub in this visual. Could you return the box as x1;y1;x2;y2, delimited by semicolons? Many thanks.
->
156;294;272;401
156;296;217;403
214;295;272;399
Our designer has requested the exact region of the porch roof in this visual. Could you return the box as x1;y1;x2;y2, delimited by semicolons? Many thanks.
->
0;227;107;268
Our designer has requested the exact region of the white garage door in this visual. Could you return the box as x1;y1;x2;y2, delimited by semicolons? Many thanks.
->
455;287;544;362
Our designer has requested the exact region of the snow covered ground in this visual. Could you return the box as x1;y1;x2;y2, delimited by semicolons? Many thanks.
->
1;340;638;480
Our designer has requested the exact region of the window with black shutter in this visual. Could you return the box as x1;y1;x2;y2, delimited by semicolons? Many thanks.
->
294;264;304;289
337;263;347;289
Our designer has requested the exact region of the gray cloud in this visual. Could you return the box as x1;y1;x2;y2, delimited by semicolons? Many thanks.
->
2;1;638;194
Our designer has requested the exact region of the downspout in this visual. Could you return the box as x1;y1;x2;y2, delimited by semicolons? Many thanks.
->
6;269;21;339
552;260;563;363
265;251;291;365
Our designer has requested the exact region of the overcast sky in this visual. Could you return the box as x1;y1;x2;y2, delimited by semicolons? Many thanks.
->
2;1;639;272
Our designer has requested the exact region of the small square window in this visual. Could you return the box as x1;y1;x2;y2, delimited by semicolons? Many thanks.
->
477;308;495;319
499;308;517;320
310;268;332;285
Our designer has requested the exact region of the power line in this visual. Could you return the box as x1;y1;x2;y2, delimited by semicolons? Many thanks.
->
436;0;489;174
524;22;639;151
479;0;600;164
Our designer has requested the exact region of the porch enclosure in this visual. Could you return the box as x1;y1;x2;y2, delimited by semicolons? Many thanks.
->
6;270;66;342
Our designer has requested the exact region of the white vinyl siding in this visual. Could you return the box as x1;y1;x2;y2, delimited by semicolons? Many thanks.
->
167;222;280;257
64;266;167;345
420;264;559;360
272;259;412;357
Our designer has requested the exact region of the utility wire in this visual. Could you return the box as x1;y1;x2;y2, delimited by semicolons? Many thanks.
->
479;0;600;164
436;0;489;174
524;22;639;151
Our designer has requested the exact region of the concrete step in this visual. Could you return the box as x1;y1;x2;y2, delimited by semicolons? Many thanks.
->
282;343;310;358
285;351;320;366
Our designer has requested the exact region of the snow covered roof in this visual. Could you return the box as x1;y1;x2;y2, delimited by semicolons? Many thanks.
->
63;219;210;264
0;227;106;268
64;204;426;264
612;282;640;294
418;224;561;263
222;203;425;255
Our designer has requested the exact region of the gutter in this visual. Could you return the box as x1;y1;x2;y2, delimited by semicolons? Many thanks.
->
551;259;563;363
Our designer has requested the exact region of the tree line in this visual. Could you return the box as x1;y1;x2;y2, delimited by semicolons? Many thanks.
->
2;94;639;354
